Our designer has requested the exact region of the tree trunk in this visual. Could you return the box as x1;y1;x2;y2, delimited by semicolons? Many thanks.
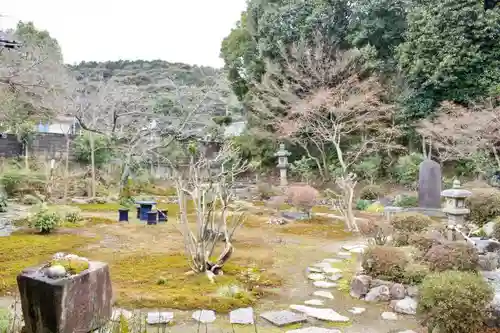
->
24;144;29;170
89;131;96;198
63;135;70;200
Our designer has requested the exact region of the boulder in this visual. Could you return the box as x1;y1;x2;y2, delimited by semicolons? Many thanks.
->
392;297;418;315
350;275;371;299
17;261;112;333
484;222;496;237
406;285;419;298
364;285;390;302
390;283;406;300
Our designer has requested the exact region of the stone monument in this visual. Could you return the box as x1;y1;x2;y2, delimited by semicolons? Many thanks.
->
418;159;442;209
274;143;291;187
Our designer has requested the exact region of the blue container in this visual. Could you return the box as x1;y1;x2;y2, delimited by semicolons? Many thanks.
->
135;201;156;221
158;209;168;222
118;208;129;222
147;211;158;225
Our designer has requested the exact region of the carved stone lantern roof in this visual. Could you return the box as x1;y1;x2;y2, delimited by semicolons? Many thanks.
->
441;179;472;199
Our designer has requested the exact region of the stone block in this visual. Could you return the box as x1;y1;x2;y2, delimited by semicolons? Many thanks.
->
17;261;112;333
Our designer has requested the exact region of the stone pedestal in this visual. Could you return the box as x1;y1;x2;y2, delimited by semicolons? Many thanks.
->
17;261;112;333
274;143;291;187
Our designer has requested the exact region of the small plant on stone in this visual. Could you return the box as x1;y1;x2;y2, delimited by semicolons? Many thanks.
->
362;246;409;281
30;207;61;234
424;242;479;272
418;271;493;333
239;265;261;292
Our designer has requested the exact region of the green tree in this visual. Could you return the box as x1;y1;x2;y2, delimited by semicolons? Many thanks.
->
397;0;500;120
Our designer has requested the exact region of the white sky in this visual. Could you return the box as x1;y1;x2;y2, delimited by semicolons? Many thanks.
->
1;0;247;68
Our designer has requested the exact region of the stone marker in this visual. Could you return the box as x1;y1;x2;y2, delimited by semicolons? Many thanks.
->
286;327;341;333
229;307;254;325
418;159;442;209
17;261;112;333
289;305;350;322
147;312;174;324
192;310;216;323
260;310;308;327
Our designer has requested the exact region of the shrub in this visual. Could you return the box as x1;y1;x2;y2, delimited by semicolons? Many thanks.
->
359;185;384;200
393;194;418;208
466;188;500;226
402;263;430;285
286;185;319;215
493;221;500;240
418;271;493;333
362;246;409;281
256;183;274;200
409;232;442;253
29;208;61;234
0;168;46;197
391;213;432;233
365;203;384;213
0;191;7;213
65;211;82;224
356;199;370;211
393;153;423;188
358;219;390;245
424;243;479;272
267;195;285;212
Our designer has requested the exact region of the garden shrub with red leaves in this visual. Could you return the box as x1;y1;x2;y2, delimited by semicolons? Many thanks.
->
362;245;409;281
424;242;479;272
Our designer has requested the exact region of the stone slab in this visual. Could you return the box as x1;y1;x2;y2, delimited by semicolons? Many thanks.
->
313;291;334;299
289;305;349;322
192;310;216;323
260;310;308;327
229;307;254;325
17;261;112;333
286;327;341;333
147;312;174;324
308;273;325;281
304;299;324;306
313;281;337;288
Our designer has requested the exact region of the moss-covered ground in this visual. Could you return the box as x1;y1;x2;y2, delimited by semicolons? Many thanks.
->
0;201;354;313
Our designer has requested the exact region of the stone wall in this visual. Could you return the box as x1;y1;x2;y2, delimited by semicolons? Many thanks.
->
0;133;76;159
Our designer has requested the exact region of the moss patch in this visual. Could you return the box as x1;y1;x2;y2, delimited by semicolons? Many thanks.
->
0;233;93;293
279;216;352;239
50;258;89;274
94;253;281;312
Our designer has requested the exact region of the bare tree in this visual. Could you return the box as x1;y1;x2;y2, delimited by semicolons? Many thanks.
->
252;39;402;231
173;142;249;281
418;101;500;174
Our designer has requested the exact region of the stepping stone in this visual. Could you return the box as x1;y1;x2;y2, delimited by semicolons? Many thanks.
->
111;309;133;322
308;273;325;281
260;310;308;327
307;267;323;273
230;307;254;325
313;291;334;299
347;307;365;315
349;247;366;254
322;258;343;264
286;327;341;333
337;251;351;258
192;310;216;323
311;262;332;270
313;281;337;288
381;312;398;320
342;244;367;253
322;267;342;274
289;305;350;322
304;299;324;306
147;311;174;324
328;273;343;281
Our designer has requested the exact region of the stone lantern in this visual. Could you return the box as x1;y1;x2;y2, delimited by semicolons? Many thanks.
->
441;179;472;241
274;143;291;186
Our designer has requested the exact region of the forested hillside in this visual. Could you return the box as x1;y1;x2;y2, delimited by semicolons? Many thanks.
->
222;0;500;179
